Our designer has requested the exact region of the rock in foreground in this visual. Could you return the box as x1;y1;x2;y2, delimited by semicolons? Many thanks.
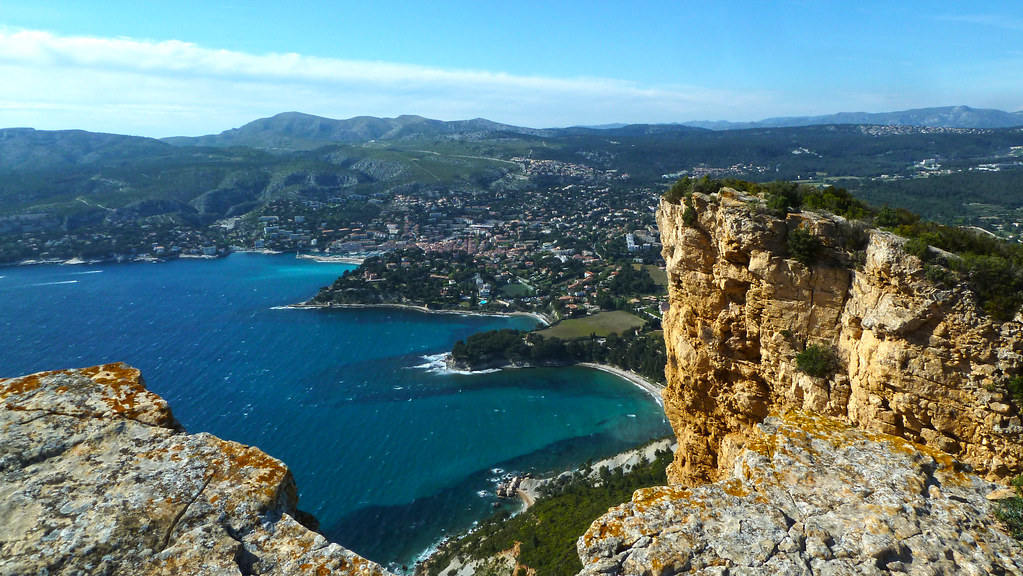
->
578;411;1023;575
0;364;393;576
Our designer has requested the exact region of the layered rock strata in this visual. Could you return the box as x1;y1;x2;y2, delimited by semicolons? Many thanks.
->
657;189;1023;485
577;411;1023;575
0;364;393;576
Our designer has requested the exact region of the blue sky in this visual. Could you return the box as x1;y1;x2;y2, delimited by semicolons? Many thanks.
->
1;1;1021;137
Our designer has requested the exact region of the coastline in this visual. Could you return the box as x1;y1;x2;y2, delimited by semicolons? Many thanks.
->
442;356;664;407
5;254;167;267
416;436;677;575
290;300;552;326
295;253;366;265
577;362;665;407
2;248;366;269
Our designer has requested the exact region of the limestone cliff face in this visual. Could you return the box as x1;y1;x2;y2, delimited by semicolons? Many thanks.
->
0;364;393;576
657;189;1023;485
578;411;1023;575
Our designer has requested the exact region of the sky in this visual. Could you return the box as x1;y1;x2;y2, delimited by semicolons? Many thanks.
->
0;1;1021;137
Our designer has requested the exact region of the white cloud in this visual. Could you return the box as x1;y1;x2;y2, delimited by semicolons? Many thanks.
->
6;28;1013;137
934;13;1023;32
0;29;772;137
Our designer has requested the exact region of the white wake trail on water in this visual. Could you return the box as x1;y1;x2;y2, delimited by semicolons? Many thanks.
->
30;280;79;287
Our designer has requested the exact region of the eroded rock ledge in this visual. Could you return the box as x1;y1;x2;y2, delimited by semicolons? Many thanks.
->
0;363;393;576
657;190;1023;485
578;411;1023;575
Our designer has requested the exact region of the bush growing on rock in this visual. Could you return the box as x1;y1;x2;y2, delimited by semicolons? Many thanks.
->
996;475;1023;541
904;237;930;260
663;177;693;204
681;196;697;226
795;344;836;378
787;227;823;265
1006;376;1023;404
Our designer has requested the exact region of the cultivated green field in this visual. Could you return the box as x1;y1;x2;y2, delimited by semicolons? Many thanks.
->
537;310;646;339
642;264;668;287
500;283;533;297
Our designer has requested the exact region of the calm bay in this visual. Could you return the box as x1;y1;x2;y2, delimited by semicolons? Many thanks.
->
0;253;670;568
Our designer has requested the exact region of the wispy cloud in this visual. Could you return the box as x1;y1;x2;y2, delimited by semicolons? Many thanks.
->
0;29;774;137
934;13;1023;32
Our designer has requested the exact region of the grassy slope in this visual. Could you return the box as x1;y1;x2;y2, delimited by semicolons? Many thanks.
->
538;310;646;339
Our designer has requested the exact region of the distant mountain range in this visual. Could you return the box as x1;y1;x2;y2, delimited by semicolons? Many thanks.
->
161;112;548;150
155;106;1023;151
679;105;1023;131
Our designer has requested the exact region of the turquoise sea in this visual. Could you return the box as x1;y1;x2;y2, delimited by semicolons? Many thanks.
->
0;253;670;569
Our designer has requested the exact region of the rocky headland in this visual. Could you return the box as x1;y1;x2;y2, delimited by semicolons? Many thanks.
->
0;364;393;576
576;187;1023;574
656;188;1023;485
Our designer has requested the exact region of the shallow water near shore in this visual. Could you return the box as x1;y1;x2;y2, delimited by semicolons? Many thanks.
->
0;253;670;568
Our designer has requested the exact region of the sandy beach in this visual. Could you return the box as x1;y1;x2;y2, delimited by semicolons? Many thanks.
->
295;253;366;265
577;362;664;406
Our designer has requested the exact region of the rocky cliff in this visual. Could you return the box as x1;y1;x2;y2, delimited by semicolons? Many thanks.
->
578;411;1023;575
0;364;394;576
575;187;1023;574
656;188;1023;485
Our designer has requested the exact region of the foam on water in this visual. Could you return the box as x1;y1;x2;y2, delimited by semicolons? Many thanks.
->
410;352;502;375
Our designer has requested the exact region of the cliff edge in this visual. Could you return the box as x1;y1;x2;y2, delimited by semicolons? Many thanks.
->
0;363;393;576
657;188;1023;485
578;411;1023;575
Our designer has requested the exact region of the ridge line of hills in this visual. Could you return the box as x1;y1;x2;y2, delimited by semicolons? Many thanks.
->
162;105;1023;148
679;104;1023;131
3;105;1021;155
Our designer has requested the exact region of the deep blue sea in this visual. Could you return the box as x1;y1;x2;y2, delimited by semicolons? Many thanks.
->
0;253;670;569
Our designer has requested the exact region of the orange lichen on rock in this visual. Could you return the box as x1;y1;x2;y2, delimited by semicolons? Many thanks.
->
631;485;690;511
578;411;1023;575
0;371;44;399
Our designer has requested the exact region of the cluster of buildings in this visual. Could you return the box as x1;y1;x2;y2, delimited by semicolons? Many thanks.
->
241;175;664;268
2;220;228;264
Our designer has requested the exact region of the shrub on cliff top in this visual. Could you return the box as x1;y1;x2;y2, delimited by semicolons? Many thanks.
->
663;177;693;204
903;237;931;260
663;176;760;204
765;181;803;213
801;186;872;220
787;227;823;265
